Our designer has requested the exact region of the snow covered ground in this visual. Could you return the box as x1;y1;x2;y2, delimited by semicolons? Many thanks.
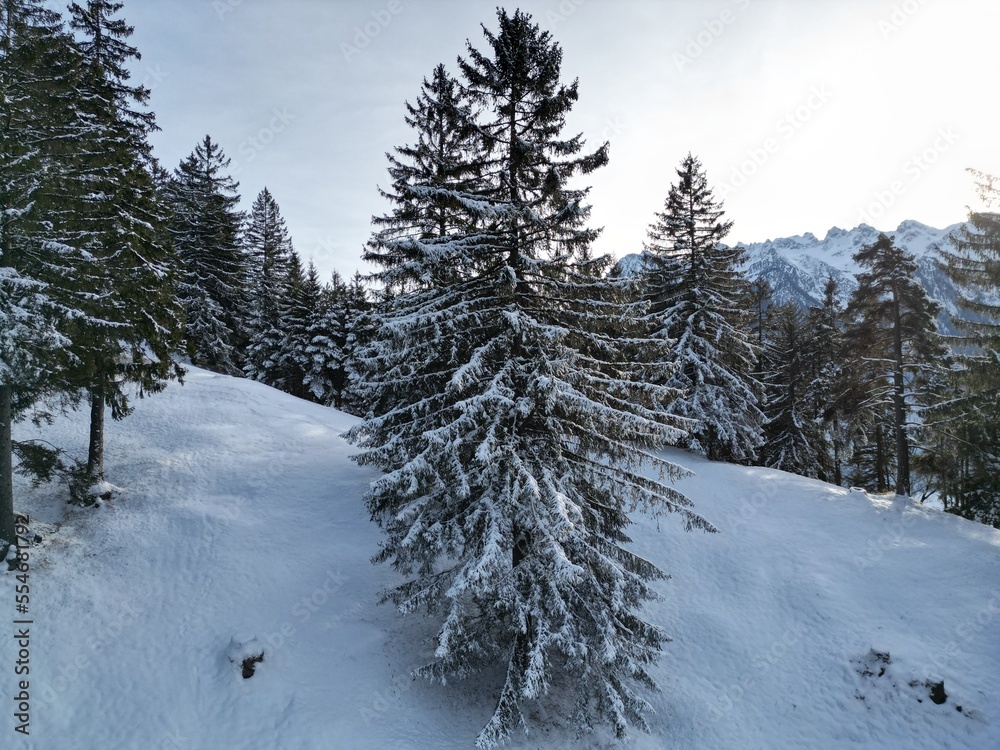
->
3;367;998;749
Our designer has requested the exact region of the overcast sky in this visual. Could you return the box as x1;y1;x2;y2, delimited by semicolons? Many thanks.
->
115;0;999;280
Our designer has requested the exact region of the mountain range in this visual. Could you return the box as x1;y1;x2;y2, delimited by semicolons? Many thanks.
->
615;220;966;333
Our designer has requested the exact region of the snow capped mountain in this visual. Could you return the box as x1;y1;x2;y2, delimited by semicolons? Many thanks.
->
615;220;966;332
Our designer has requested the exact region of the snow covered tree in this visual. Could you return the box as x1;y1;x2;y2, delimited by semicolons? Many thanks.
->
642;153;763;463
334;271;372;413
844;233;947;496
350;11;712;747
747;275;774;352
243;187;294;384
759;304;822;475
923;170;1000;525
372;62;482;277
804;276;847;485
167;135;248;375
0;0;86;546
65;0;183;487
273;254;324;400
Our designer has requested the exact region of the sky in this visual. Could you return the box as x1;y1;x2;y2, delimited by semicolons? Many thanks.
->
106;0;1000;281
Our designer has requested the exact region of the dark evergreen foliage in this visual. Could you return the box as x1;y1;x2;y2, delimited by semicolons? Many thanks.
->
759;303;822;476
924;171;1000;525
167;135;248;375
244;187;295;386
350;11;711;746
642;153;763;463
844;233;947;495
803;276;847;485
66;0;183;485
0;0;87;545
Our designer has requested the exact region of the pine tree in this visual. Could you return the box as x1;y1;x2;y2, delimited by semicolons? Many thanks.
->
350;12;711;746
0;0;86;547
300;267;344;405
747;275;774;352
804;276;847;485
167;135;248;375
272;252;319;400
759;303;822;475
844;233;947;495
335;271;371;413
924;171;1000;525
371;62;482;276
66;0;183;488
243;187;294;384
642;153;763;463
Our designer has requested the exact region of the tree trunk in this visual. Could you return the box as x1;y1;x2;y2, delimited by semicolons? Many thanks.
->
832;421;843;487
891;287;909;496
875;427;886;493
0;384;15;552
87;381;105;482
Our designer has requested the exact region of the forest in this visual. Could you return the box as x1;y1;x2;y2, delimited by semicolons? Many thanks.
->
2;2;999;746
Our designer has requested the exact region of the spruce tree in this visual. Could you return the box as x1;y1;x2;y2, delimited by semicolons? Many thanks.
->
844;233;947;495
642;153;763;463
0;0;85;547
804;276;847;485
167;135;248;375
350;11;711;746
271;251;310;399
301;266;343;404
925;171;1000;525
243;187;294;385
66;0;183;488
759;303;822;475
335;271;372;413
371;62;482;272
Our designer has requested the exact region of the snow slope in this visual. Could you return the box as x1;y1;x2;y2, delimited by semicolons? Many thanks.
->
3;367;998;749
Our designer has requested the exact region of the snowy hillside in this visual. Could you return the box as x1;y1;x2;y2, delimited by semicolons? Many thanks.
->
617;220;966;331
3;368;999;749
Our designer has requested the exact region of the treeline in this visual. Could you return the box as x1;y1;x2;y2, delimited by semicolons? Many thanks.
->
739;184;1000;530
167;136;371;410
0;1;371;549
635;155;1000;529
3;2;999;745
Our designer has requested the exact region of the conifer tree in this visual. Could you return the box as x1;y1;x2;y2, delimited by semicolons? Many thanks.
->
759;304;822;475
372;62;482;271
66;0;183;487
274;255;324;400
924;171;1000;525
844;233;947;495
335;271;372;413
350;12;711;746
804;276;847;485
0;0;86;547
642;153;763;463
300;268;345;405
168;135;248;375
243;187;295;385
